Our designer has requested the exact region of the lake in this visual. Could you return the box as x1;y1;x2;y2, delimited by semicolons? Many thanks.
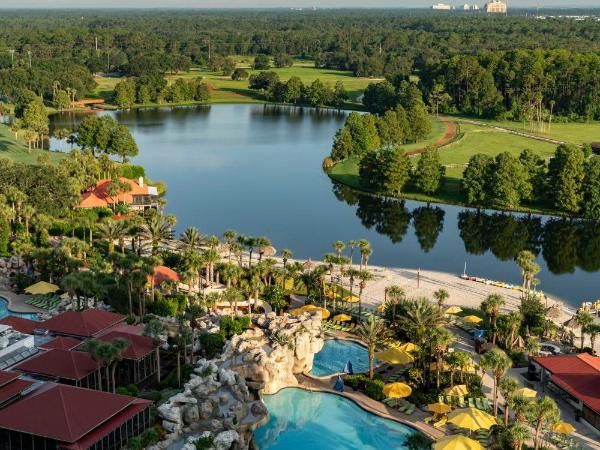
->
50;104;600;307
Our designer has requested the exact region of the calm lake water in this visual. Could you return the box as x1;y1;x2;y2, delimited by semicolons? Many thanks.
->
51;105;600;307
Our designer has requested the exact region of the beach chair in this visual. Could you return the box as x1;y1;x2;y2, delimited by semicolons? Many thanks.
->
482;398;491;411
468;398;476;408
438;395;445;404
424;415;437;424
458;396;466;408
475;398;484;410
433;417;447;428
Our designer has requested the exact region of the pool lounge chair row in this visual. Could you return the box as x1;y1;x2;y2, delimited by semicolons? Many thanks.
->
438;395;491;411
323;320;357;332
25;294;61;310
382;397;416;415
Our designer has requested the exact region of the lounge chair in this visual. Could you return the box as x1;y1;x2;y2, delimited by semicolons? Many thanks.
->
424;416;437;424
475;398;484;410
458;396;466;408
482;398;491;411
438;395;445;404
433;417;447;428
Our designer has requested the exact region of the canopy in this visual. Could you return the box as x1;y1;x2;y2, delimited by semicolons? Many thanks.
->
515;387;537;398
333;314;352;322
382;382;412;398
397;342;419;353
447;407;497;431
343;295;360;303
375;348;414;365
445;306;463;315
551;422;576;434
288;305;330;319
433;435;484;450
428;402;453;415
462;315;483;324
444;385;469;396
25;281;59;295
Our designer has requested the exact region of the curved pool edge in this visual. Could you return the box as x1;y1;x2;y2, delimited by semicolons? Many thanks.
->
0;290;44;317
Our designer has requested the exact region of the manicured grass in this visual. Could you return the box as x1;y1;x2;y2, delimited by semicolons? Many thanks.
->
93;60;378;107
399;116;447;153
0;123;66;165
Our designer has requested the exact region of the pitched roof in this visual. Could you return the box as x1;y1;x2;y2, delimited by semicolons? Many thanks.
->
94;331;156;361
0;378;35;405
40;336;82;351
0;370;19;388
78;178;156;208
42;309;125;338
534;353;600;413
14;349;99;381
0;383;146;443
149;265;180;287
0;316;40;335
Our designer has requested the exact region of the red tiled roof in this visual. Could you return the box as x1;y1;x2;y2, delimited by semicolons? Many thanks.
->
0;379;35;405
42;309;125;338
102;323;145;336
0;370;19;388
534;353;600;413
149;265;180;287
0;383;145;443
14;349;99;381
40;336;82;351
95;331;156;361
0;316;40;335
78;177;154;209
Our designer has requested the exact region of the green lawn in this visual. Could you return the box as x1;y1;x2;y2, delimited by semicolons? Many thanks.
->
93;60;378;107
0;123;66;165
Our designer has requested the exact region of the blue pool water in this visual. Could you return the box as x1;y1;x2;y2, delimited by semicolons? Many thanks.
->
254;388;416;449
0;297;38;320
311;339;376;377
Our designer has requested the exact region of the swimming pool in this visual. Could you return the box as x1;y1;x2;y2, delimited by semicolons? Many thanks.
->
0;297;38;320
311;339;376;377
254;388;416;449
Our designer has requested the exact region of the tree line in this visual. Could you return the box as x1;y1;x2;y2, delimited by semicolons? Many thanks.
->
113;76;210;108
462;144;600;218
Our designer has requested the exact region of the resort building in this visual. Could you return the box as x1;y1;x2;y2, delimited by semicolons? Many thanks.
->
533;353;600;431
485;0;507;13
0;370;36;408
432;3;452;10
41;309;126;339
14;348;101;389
78;177;159;211
0;324;38;370
0;317;39;335
0;383;152;450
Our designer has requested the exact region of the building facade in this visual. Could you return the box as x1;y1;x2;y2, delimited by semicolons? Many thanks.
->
485;0;507;13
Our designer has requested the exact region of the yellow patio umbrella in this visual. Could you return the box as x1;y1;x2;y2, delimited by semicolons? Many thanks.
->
377;303;387;312
462;315;483;324
383;382;412;398
552;422;576;434
25;281;60;295
288;307;306;315
447;407;497;431
445;306;463;315
433;435;484;450
303;305;320;311
397;342;419;353
333;314;352;322
444;384;469;396
343;295;360;303
428;402;453;415
375;347;415;365
515;387;537;398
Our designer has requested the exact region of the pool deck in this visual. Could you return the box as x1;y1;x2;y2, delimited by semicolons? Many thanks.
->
0;290;45;314
297;374;445;440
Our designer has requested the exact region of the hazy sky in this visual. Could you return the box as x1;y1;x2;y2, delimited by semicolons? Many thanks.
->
2;0;599;8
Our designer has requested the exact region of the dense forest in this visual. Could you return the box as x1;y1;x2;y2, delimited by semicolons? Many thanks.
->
1;10;600;120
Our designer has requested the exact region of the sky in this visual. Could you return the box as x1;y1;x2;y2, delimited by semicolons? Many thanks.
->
2;0;599;9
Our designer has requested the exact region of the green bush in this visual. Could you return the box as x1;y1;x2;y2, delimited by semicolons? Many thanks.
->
139;390;162;402
198;332;225;358
127;384;140;396
365;378;385;401
149;298;179;317
127;437;141;450
219;315;251;338
120;164;146;179
140;426;163;447
48;220;70;237
195;436;214;450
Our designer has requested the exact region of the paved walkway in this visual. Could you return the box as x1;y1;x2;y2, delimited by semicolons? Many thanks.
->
0;290;44;314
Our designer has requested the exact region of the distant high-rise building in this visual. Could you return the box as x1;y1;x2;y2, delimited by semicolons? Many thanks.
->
432;3;452;10
485;0;507;13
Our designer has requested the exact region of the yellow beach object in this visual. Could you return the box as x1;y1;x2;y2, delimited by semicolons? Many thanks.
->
375;348;415;365
343;295;360;303
427;402;453;414
552;422;576;434
25;281;60;295
433;435;484;450
333;314;352;322
462;315;483;324
397;342;419;353
445;306;463;315
288;305;330;319
429;361;451;371
383;382;412;398
444;385;469;396
377;303;387;312
515;387;537;398
447;407;497;431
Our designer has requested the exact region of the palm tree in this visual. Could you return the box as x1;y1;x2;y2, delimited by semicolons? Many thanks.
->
255;236;271;262
223;287;244;316
180;226;204;250
481;294;505;345
221;263;243;290
405;434;433;450
202;247;220;286
505;422;532;450
10;118;22;140
359;241;372;271
499;376;520;425
61;271;85;310
508;394;531;423
238;235;256;268
505;311;523;350
295;269;319;299
357;270;373;320
574;310;594;350
280;248;292;286
444;350;471;386
223;229;237;262
230;241;244;267
355;316;391;380
53;128;70;151
144;319;166;383
433;288;449;310
430;327;455;389
396;298;446;359
83;339;107;391
96;219;128;254
516;250;540;297
526;396;561;450
20;204;35;237
332;240;345;261
347;239;358;267
141;214;173;255
480;348;513;417
108;337;129;393
385;285;405;323
584;323;600;354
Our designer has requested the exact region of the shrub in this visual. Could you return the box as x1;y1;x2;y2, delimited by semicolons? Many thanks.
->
127;384;140;396
140;426;162;447
119;164;146;179
322;156;335;171
148;298;179;317
364;378;385;401
196;436;214;450
198;333;225;358
219;315;250;338
231;68;248;80
127;437;141;450
116;387;130;395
